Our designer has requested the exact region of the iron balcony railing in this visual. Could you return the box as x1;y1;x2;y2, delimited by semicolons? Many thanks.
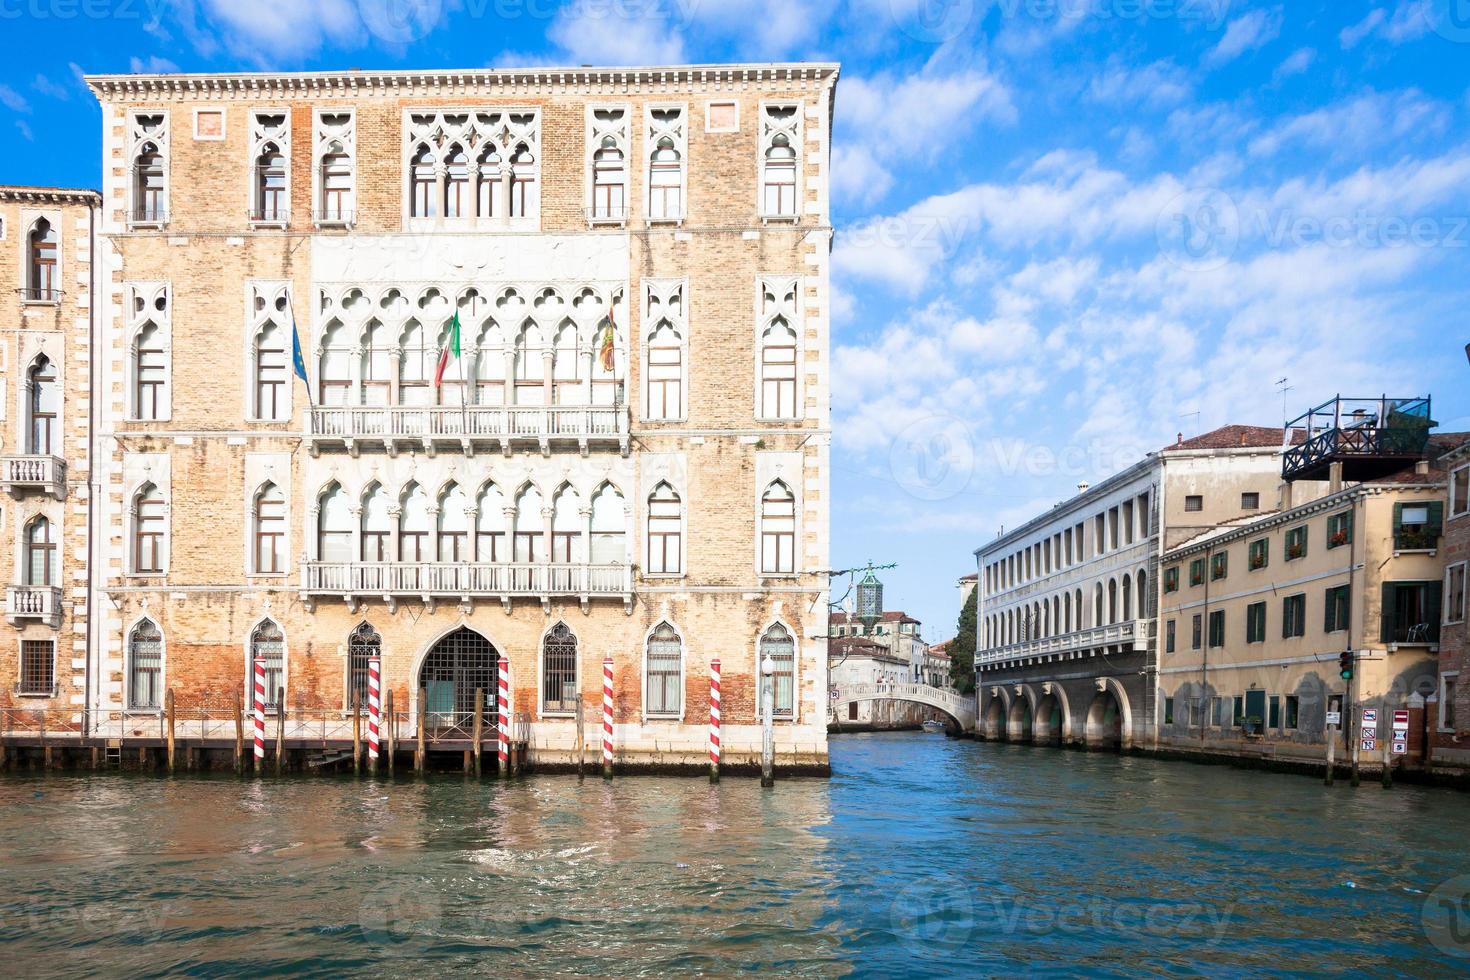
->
249;206;290;224
18;287;60;303
979;619;1142;665
302;560;632;598
1;455;66;499
1283;395;1433;480
308;403;630;453
6;585;62;628
313;207;357;226
129;207;168;225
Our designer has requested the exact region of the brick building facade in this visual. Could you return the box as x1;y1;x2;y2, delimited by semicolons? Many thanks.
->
1433;442;1469;766
6;62;843;770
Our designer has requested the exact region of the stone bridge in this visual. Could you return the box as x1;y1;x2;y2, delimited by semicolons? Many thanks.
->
831;683;977;732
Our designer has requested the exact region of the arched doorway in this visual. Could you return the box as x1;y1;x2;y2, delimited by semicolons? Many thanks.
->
1034;692;1067;745
419;627;499;735
982;696;1005;740
1006;696;1033;743
1085;689;1124;750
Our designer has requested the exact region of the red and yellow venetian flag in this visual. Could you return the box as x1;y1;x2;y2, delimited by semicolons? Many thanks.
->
599;306;616;372
433;311;462;388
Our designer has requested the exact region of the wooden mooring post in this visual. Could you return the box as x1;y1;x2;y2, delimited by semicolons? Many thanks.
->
472;688;484;778
352;692;362;775
274;687;285;777
415;688;426;774
233;687;245;775
165;689;177;775
385;689;396;774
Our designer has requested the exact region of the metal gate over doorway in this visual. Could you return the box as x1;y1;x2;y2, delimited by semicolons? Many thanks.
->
419;627;499;737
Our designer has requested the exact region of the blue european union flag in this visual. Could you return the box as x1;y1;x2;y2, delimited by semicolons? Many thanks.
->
290;308;312;407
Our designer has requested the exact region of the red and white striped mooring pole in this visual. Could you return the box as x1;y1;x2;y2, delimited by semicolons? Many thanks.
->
497;656;510;777
602;657;615;779
709;658;722;783
252;659;267;768
366;657;381;765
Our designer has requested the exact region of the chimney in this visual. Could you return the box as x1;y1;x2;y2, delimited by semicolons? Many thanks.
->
1279;480;1293;511
1329;461;1343;494
1077;481;1090;494
1176;432;1184;447
1239;431;1248;446
1416;459;1431;476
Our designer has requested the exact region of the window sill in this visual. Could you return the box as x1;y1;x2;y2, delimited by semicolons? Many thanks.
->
248;220;290;231
15;690;57;699
127;222;167;232
539;710;576;719
123;708;162;717
760;214;799;225
20;298;60;308
641;573;686;580
587;217;627;229
646;217;685;227
759;572;801;580
247;573;291;580
314;219;354;230
643;714;682;724
1393;548;1438;556
128;573;168;581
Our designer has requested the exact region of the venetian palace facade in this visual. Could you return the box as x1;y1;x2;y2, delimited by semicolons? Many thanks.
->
1;62;839;772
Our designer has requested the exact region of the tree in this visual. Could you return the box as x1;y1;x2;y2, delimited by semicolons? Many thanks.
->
949;587;977;695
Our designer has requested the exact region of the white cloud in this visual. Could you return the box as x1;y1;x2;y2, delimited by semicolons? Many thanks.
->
15;119;34;142
128;56;181;75
1248;89;1450;158
1087;58;1192;108
32;74;70;101
547;3;686;64
831;143;895;210
1272;47;1316;82
0;84;31;114
1341;1;1432;48
1206;8;1282;66
164;0;380;64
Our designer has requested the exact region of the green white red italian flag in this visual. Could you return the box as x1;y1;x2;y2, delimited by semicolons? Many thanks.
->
433;311;462;388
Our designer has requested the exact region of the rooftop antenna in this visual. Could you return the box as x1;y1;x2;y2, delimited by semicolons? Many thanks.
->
1276;377;1294;426
1179;410;1201;437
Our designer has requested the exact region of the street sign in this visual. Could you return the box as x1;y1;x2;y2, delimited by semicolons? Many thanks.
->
1392;739;1408;756
1362;708;1378;725
1326;711;1341;727
1362;737;1377;753
830;688;840;700
1392;709;1410;732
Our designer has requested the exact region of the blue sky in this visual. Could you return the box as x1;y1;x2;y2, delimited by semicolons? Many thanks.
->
3;0;1468;640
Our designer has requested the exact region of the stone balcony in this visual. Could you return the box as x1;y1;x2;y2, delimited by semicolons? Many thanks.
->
979;619;1144;666
308;404;630;458
0;455;67;500
301;560;633;613
6;586;63;628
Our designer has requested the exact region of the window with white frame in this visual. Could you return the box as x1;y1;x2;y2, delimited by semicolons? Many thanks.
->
347;622;379;710
590;483;627;564
253;482;286;574
541;621;578;714
250;111;290;224
25;218;58;302
645;622;682;718
513;484;542;563
360;483;391;561
129;112;168;225
1447;562;1467;626
318;319;352;406
1442;672;1459;733
127;619;163;710
26;354;58;455
476;483;507;562
404;110;540;226
24;516;55;586
550;485;583;563
646;106;686;222
248;284;293;421
19;639;55;696
757;277;801;420
759;103;800;219
646;482;683;575
315;110;355;224
128;284;170;421
588;106;629;222
249;619;285;712
1452;465;1469;519
760;481;796;574
758;623;796;720
317;482;352;562
399;482;431;562
132;483;166;574
438;483;471;562
643;280;686;421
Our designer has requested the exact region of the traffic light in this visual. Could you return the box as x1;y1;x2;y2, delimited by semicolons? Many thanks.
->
1339;651;1354;681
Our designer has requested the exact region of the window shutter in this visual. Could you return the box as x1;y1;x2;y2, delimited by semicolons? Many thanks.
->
1392;503;1403;537
1427;501;1444;534
1324;588;1334;633
1380;583;1397;643
1426;582;1443;642
1281;598;1291;639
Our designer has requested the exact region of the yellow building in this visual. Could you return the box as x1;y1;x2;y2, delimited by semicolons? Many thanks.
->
1158;435;1462;769
54;63;839;770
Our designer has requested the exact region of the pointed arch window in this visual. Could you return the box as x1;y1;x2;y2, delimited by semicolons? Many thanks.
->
27;354;58;455
647;482;682;575
646;320;684;420
133;145;166;223
133;484;166;575
760;481;796;575
550;486;583;564
476;143;502;218
758;623;796;721
26;218;57;301
320;143;354;223
762;133;798;217
361;484;391;561
589;484;626;564
513;322;545;405
438;483;470;562
513;485;543;563
476;483;506;562
25;516;55;586
399;483;431;562
552;321;580;405
253;320;288;420
361;320;392;406
648;137;683;220
317;483;352;562
541;621;578;714
509;142;537;218
410;145;436;218
473;322;506;406
127;619;163;710
347;622;380;710
444;146;470;219
132;321;167;421
592;139;626;219
645;622;682;719
253;145;287;222
249;620;285;712
760;318;798;419
253;482;286;574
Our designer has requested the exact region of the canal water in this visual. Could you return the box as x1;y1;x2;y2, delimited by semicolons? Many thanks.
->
3;733;1470;977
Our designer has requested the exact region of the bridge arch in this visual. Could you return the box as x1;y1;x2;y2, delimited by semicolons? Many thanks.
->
1006;685;1036;742
1084;677;1133;751
832;682;976;733
980;687;1008;740
1034;683;1071;745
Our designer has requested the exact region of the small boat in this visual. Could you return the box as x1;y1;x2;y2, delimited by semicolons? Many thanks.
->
921;720;945;733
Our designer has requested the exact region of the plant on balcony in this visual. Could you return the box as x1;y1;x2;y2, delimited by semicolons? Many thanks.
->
1249;552;1267;570
1286;541;1304;560
1395;528;1437;550
1329;530;1349;548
